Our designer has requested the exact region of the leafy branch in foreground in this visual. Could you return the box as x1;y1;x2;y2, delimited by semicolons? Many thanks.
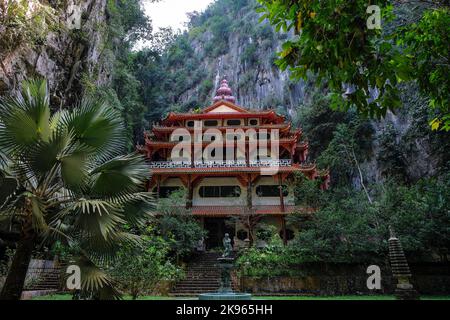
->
257;0;449;130
0;79;154;300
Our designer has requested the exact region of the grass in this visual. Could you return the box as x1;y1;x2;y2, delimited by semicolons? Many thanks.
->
32;294;450;301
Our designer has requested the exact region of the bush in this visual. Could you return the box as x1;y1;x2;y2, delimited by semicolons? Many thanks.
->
109;231;182;300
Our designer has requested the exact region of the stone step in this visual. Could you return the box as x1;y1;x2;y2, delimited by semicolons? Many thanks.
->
174;287;239;291
170;290;240;296
170;252;238;296
174;284;220;287
186;268;220;271
182;280;219;283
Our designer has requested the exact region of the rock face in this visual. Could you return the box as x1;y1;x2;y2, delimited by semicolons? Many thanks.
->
0;0;110;109
171;2;308;119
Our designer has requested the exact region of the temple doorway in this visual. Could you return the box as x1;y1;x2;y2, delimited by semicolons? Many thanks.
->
204;218;234;251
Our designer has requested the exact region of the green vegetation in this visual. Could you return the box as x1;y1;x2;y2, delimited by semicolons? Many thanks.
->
0;1;58;57
258;0;449;130
0;79;153;300
109;227;182;300
238;173;450;278
154;190;207;262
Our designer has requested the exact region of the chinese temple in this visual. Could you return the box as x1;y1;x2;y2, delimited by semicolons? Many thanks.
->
139;79;329;249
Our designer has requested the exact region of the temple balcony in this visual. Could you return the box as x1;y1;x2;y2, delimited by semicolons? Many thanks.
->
150;123;293;132
148;159;294;169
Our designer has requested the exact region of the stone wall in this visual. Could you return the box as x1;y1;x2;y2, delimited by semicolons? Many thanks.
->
239;262;450;295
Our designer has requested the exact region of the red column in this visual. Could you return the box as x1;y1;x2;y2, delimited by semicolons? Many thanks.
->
278;173;285;212
186;176;193;209
280;215;287;246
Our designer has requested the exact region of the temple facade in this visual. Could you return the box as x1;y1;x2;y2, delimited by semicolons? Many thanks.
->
140;79;329;249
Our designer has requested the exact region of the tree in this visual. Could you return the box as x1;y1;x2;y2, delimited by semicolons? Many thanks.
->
0;79;153;300
109;229;181;300
318;122;374;203
228;208;262;247
258;1;450;130
155;190;206;262
377;124;407;181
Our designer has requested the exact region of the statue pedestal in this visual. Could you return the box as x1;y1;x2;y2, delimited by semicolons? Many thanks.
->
198;256;252;301
217;257;234;293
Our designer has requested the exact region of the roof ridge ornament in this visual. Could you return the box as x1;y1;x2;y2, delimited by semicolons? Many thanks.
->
213;78;236;104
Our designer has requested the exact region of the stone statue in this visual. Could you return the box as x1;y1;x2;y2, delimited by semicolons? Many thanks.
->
222;233;232;258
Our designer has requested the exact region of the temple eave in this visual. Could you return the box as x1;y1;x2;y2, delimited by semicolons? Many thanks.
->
150;165;317;175
163;111;285;123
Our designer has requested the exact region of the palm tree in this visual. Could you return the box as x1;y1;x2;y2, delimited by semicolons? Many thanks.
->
0;79;153;300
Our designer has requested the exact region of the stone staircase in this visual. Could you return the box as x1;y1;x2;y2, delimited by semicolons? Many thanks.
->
170;252;239;297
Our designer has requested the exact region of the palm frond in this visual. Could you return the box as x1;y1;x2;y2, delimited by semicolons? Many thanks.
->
72;255;122;300
120;193;155;226
63;199;126;240
30;196;49;233
0;79;51;154
58;97;126;164
26;127;70;178
59;148;90;192
80;232;141;265
89;153;150;197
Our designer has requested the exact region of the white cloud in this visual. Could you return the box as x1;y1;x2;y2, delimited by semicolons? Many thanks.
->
143;0;214;32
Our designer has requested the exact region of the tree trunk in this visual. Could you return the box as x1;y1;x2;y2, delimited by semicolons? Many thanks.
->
0;235;35;300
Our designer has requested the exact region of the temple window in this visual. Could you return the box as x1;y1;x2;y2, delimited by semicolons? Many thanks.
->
256;185;288;197
226;119;242;126
249;119;259;126
186;121;195;127
204;120;219;127
199;186;241;198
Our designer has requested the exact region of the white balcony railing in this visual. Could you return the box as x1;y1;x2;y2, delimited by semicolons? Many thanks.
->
194;160;247;168
148;161;191;169
149;159;293;169
249;159;292;167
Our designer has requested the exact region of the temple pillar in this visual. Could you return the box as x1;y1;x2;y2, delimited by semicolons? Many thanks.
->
280;215;287;246
156;176;161;200
186;176;193;209
246;174;252;209
278;173;285;212
191;144;194;168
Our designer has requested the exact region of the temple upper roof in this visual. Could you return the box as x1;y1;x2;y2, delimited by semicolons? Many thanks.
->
160;77;287;124
213;79;236;104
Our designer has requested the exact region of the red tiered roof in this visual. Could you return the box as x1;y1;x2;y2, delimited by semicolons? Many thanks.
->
162;108;285;123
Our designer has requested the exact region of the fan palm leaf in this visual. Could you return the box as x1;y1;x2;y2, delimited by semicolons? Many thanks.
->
89;153;151;197
0;79;154;300
0;80;51;154
58;98;126;164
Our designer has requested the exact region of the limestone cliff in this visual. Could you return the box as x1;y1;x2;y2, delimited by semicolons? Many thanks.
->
0;0;111;108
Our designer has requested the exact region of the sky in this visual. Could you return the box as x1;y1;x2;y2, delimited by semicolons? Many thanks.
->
143;0;214;32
